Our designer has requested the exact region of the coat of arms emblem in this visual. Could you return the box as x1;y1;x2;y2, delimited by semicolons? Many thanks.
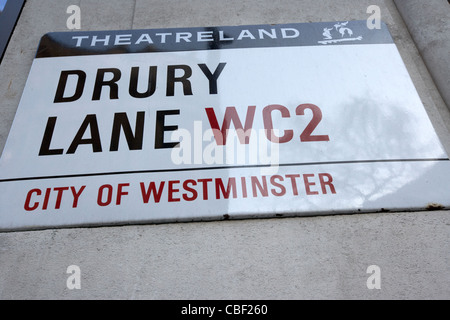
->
318;21;363;44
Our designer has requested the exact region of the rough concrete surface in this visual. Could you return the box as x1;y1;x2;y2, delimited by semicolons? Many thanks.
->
394;0;450;110
0;211;449;299
0;0;449;299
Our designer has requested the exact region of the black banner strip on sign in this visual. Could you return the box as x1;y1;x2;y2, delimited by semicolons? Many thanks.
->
0;0;25;63
35;20;394;58
0;158;447;183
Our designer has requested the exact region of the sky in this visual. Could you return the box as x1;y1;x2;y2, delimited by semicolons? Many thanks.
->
0;0;7;12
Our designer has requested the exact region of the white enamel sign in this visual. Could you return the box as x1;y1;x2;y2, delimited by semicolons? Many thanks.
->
1;21;449;231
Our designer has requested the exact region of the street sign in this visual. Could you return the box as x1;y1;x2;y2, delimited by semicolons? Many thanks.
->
1;20;449;231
